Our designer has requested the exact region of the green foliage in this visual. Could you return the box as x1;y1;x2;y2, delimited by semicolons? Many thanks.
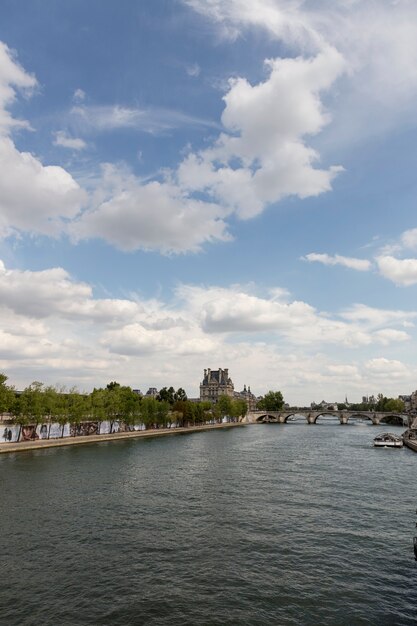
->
140;396;158;427
157;386;188;405
18;382;47;425
217;394;233;417
157;386;176;405
231;399;248;419
382;398;405;413
0;373;15;414
349;395;405;413
175;387;187;402
257;390;284;411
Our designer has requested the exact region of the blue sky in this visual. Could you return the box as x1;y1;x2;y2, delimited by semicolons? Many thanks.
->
1;0;417;404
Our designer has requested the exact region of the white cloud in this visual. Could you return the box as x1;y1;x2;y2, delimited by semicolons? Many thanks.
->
373;329;410;346
70;104;219;134
0;41;37;134
184;0;322;49
401;227;417;250
340;304;416;328
185;0;417;140
176;283;410;348
376;255;417;287
0;43;86;238
0;259;416;402
53;130;87;151
303;229;417;287
178;46;345;218
71;164;231;254
365;357;408;376
72;88;85;103
0;137;86;237
303;252;371;271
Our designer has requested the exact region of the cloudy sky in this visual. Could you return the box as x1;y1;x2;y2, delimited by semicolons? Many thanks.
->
1;0;417;404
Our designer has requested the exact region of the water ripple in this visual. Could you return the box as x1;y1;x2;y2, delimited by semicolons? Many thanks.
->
1;424;417;625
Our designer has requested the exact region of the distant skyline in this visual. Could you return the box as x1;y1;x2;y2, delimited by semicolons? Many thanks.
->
1;1;417;404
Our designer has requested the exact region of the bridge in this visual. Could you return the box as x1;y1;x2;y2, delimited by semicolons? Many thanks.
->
243;410;409;426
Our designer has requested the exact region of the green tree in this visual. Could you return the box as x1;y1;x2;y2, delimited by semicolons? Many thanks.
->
67;388;89;425
19;382;46;425
231;399;247;421
156;400;170;427
157;386;176;405
172;399;188;426
383;398;405;413
106;381;121;391
90;388;107;423
141;397;158;428
52;386;71;425
0;373;15;415
257;390;284;411
174;387;187;402
217;395;233;420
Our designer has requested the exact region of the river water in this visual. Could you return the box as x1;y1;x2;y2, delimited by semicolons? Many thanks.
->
1;422;416;625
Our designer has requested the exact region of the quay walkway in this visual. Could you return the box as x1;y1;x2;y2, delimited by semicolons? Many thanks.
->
0;422;245;455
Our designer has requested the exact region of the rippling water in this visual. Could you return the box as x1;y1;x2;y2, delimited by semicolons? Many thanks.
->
1;423;417;625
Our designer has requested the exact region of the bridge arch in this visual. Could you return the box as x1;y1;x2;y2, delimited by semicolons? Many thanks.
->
255;413;278;423
346;413;375;425
284;413;308;423
312;412;341;424
378;413;407;426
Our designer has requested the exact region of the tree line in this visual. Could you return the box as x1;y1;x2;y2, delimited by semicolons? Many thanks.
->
0;374;248;429
337;394;405;413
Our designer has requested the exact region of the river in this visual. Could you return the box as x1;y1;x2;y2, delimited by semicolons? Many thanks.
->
1;422;416;625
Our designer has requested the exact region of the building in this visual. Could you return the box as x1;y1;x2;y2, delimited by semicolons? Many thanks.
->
234;384;257;411
409;390;417;412
200;368;257;411
145;387;158;398
399;395;412;412
311;400;338;411
200;368;234;403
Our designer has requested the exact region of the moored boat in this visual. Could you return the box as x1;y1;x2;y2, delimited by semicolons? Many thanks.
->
373;432;403;448
403;429;417;452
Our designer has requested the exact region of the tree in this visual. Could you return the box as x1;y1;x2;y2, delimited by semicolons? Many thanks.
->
19;382;46;425
174;388;187;402
257;391;284;411
217;395;233;419
172;400;188;426
156;400;170;427
106;381;121;391
383;398;405;413
141;397;158;428
157;386;176;405
0;373;15;415
231;399;247;421
67;388;90;425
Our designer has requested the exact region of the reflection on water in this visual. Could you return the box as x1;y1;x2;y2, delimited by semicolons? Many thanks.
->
1;424;416;625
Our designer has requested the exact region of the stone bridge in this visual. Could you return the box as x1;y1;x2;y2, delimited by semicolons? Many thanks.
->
243;410;409;426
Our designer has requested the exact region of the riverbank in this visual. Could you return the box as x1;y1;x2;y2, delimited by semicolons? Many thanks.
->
0;421;245;454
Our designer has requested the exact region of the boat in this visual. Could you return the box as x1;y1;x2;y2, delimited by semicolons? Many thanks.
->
414;537;417;561
373;432;403;448
403;429;417;452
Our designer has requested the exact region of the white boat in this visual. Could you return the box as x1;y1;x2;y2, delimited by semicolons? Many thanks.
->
373;432;403;448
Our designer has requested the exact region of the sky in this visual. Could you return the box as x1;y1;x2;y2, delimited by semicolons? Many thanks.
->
1;0;417;405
